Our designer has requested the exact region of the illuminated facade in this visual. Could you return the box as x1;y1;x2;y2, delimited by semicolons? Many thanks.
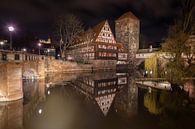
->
115;11;140;65
66;20;128;69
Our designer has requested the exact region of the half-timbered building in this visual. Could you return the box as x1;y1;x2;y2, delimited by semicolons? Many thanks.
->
66;20;128;70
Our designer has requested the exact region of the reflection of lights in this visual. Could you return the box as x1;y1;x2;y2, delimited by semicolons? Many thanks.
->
46;83;50;88
165;71;167;74
148;87;152;93
38;109;42;114
47;90;50;95
145;70;148;74
150;71;153;74
57;54;60;57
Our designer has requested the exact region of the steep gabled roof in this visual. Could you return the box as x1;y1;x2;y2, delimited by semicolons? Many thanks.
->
92;20;107;40
116;11;139;21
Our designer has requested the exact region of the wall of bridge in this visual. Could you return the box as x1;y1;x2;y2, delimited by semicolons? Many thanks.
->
0;50;46;102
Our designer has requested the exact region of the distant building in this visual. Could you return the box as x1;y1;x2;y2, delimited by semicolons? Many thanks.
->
39;38;56;57
115;11;140;64
66;20;128;70
187;35;195;51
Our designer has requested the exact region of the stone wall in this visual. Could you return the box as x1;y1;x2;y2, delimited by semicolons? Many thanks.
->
0;62;23;101
46;59;92;73
115;17;140;65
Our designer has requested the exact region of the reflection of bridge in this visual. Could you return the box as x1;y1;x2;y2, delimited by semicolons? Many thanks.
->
0;78;46;129
0;50;49;102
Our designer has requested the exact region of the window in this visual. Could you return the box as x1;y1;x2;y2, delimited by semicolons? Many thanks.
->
2;53;7;61
15;54;20;60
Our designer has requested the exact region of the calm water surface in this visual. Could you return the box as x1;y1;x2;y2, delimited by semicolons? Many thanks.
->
0;72;195;129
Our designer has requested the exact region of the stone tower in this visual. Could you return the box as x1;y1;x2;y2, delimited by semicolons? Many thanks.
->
115;11;140;65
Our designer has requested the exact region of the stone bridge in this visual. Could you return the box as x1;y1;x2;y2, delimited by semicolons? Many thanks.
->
0;50;48;102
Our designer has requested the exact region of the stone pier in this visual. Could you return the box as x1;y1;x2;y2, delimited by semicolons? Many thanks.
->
0;63;23;101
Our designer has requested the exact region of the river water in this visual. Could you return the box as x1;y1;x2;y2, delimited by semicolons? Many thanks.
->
0;72;195;129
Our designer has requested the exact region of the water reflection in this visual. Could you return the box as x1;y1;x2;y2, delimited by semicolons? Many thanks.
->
70;72;130;116
0;72;195;129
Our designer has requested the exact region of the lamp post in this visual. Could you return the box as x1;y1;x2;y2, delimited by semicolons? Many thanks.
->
38;43;42;55
8;26;15;50
22;48;27;61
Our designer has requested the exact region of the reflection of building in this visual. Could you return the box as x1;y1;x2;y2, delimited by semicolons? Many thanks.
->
67;19;128;69
71;72;125;116
0;100;23;129
114;76;138;117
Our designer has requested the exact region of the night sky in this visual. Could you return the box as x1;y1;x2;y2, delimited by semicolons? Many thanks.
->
0;0;181;48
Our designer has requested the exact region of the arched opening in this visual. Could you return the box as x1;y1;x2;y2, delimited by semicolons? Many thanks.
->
23;68;38;80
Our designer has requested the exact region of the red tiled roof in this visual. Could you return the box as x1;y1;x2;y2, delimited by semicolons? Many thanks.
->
116;11;139;21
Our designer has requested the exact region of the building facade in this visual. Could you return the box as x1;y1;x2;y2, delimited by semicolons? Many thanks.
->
67;20;128;70
115;11;140;65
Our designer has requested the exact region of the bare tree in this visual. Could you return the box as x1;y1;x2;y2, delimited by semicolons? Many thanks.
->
72;28;95;63
54;14;84;60
82;28;95;63
161;0;195;84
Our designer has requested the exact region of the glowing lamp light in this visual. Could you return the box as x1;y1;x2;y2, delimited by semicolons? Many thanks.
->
38;43;42;47
38;109;42;114
0;41;4;45
8;26;15;32
22;48;27;52
47;90;51;95
150;71;153;74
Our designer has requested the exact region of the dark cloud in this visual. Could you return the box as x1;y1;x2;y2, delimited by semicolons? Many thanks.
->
0;0;181;44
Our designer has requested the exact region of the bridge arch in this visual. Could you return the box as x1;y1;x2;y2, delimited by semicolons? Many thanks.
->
23;68;38;79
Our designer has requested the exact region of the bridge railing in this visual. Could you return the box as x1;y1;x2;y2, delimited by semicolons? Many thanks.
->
0;50;53;62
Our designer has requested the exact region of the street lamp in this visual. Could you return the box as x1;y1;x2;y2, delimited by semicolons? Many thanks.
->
22;48;27;52
8;26;15;50
0;41;4;49
38;43;42;55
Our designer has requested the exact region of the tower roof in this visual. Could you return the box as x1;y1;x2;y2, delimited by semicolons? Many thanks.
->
116;11;139;21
